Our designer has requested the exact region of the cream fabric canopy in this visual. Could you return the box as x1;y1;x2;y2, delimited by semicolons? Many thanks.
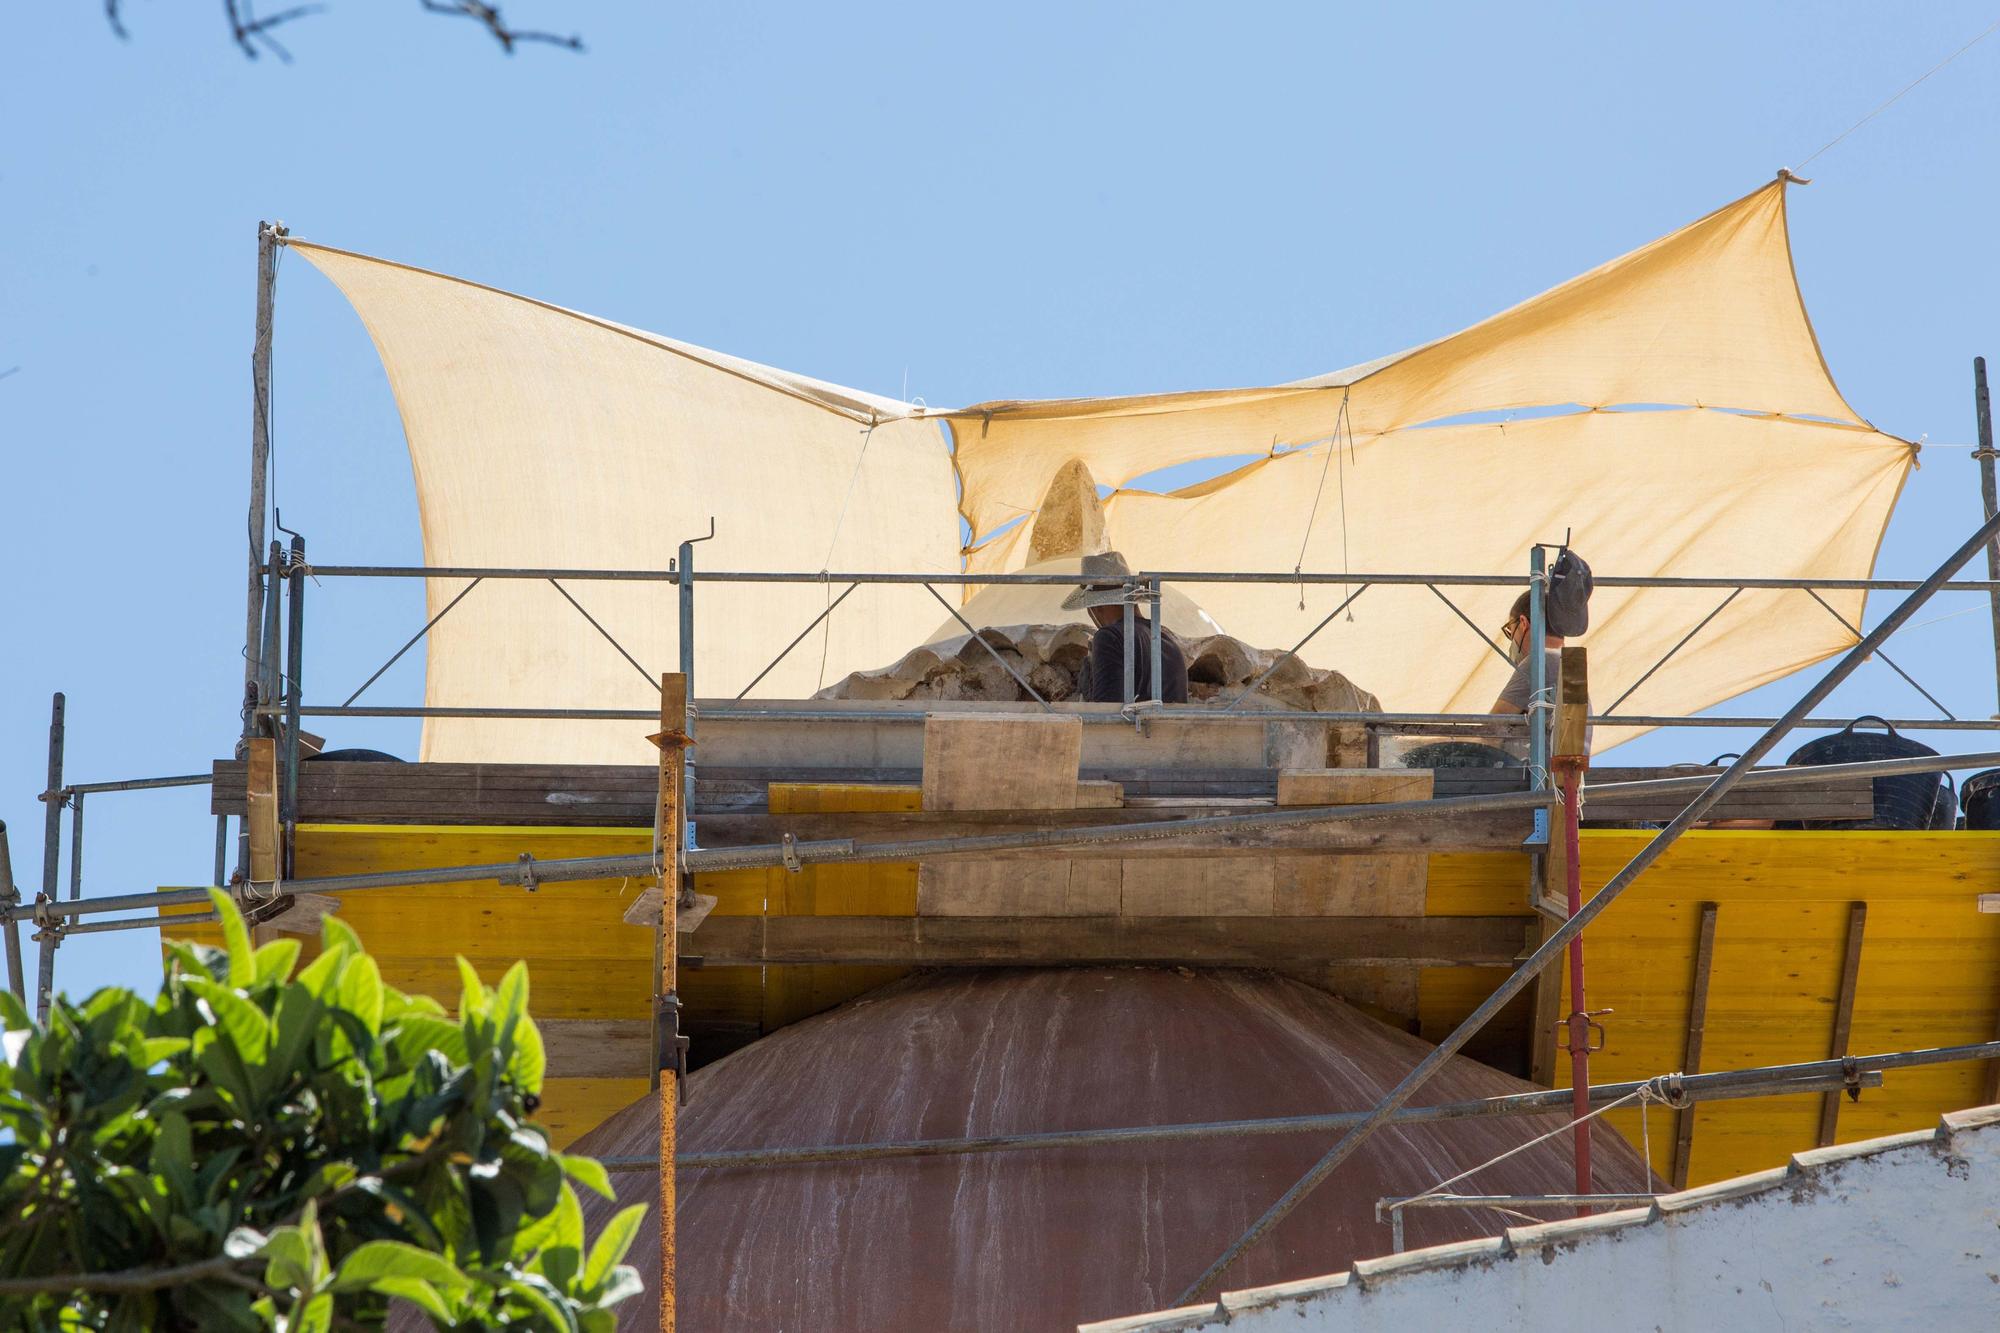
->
292;175;1914;762
292;243;960;764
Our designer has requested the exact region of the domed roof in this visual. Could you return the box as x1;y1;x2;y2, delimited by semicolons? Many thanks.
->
573;967;1653;1331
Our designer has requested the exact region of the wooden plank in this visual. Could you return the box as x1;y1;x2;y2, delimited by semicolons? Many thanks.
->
699;807;1532;856
1554;645;1589;761
1119;858;1276;916
1074;780;1125;808
213;757;1875;822
1817;902;1868;1147
1275;769;1433;916
682;914;1525;967
1274;769;1434;806
1671;903;1719;1190
541;1018;652;1079
919;859;1121;917
245;740;279;880
921;712;1083;811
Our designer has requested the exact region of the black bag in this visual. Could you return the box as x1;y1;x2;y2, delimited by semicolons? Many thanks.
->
1546;547;1593;637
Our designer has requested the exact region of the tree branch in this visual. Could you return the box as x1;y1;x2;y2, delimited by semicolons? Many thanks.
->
223;0;326;62
417;0;582;53
102;0;583;56
0;1253;260;1297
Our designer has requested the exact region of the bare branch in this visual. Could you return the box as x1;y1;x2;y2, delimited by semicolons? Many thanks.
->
417;0;583;54
223;0;326;62
99;0;583;56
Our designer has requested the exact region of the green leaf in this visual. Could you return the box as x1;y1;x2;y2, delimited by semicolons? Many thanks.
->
252;937;302;988
293;945;346;998
149;1109;198;1206
583;1204;647;1289
289;1291;333;1333
506;1273;580;1333
330;1240;471;1294
139;1036;192;1065
260;1227;317;1294
267;984;324;1094
510;1013;547;1094
592;1264;645;1309
0;987;29;1031
560;1153;615;1201
495;960;530;1031
184;976;272;1077
206;888;255;988
319;912;364;958
333;952;384;1035
456;957;487;1022
369;1276;453;1322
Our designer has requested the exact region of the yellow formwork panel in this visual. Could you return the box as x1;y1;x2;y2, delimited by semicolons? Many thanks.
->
759;782;921;1030
1419;832;2000;1187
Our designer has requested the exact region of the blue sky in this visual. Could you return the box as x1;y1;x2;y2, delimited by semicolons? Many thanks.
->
4;3;1998;1002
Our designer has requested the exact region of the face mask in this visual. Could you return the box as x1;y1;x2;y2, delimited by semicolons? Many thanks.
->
1507;638;1526;666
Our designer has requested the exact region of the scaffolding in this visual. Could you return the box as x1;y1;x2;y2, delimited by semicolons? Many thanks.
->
9;226;2000;1327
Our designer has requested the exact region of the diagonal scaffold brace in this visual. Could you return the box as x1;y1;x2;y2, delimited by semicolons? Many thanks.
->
1171;499;2000;1306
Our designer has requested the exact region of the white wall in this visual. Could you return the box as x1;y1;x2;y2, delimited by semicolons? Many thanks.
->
1085;1107;2000;1333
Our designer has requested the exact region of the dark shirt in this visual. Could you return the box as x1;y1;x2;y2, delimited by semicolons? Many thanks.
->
1080;617;1189;703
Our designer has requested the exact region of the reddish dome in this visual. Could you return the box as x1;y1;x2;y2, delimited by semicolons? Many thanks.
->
574;967;1653;1331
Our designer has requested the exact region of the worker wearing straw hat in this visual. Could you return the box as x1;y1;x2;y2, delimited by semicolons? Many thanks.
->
1063;551;1190;704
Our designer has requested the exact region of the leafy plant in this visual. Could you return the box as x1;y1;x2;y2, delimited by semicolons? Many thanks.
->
0;890;645;1330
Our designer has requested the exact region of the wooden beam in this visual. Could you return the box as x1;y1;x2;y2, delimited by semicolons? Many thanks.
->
210;758;1875;825
698;807;1532;856
1816;902;1868;1148
245;738;281;946
1554;646;1589;762
682;914;1526;968
541;1018;653;1079
1671;903;1719;1190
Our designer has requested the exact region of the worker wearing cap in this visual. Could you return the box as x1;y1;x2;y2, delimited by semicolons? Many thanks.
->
1491;589;1565;718
1063;551;1189;704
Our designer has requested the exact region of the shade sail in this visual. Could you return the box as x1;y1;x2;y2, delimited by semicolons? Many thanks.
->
291;243;960;764
945;179;1870;542
965;410;1911;745
292;174;1914;761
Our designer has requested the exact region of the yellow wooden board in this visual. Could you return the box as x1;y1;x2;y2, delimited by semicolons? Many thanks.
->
1418;832;2000;1186
162;822;2000;1179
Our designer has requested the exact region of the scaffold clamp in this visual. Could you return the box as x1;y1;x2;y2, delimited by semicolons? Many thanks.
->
657;991;691;1103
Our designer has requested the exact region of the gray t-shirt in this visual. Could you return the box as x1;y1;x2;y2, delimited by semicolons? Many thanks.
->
1498;648;1591;752
1497;649;1562;713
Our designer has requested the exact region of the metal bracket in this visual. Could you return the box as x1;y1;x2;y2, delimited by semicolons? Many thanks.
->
1556;1007;1612;1054
1842;1056;1864;1102
28;894;63;943
780;833;802;874
517;851;539;893
657;991;691;1104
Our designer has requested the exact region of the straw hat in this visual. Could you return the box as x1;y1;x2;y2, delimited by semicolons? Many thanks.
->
1060;551;1135;611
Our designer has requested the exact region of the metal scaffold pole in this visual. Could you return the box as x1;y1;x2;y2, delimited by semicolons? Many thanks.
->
1172;502;2000;1306
1974;356;2000;715
653;674;692;1333
0;823;23;1000
243;222;282;742
35;693;65;1021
